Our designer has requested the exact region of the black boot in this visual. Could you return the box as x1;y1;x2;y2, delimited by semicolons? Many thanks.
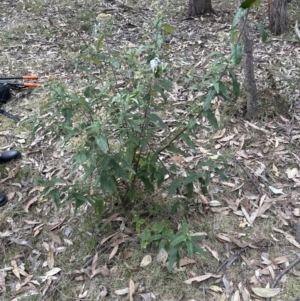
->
0;150;21;163
0;150;22;207
0;192;8;207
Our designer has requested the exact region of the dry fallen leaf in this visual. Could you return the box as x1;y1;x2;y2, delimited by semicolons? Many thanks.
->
115;288;130;295
129;278;135;301
0;271;6;292
252;287;281;298
11;260;20;280
184;273;221;284
140;255;152;267
47;242;55;270
157;248;168;265
273;227;300;249
179;257;196;267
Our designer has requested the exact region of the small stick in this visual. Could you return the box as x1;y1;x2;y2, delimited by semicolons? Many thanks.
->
235;159;261;194
216;247;247;273
266;256;300;301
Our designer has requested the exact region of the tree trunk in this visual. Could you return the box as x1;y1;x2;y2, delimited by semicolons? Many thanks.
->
241;17;258;119
188;0;214;17
268;0;289;35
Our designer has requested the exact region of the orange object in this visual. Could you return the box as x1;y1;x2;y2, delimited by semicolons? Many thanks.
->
23;82;40;88
22;74;39;80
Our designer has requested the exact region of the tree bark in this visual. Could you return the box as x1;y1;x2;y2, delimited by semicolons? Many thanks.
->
268;0;289;35
241;17;258;119
188;0;214;17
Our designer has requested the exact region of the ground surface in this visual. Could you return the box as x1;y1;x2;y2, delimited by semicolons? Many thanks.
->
1;0;300;300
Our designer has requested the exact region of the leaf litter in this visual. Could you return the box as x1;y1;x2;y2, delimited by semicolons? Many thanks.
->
0;0;300;300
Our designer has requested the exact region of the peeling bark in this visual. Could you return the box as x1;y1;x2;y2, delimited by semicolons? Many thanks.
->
241;17;258;119
188;0;214;17
268;0;289;35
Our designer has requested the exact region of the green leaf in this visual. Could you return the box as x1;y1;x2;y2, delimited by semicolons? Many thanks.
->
231;43;242;65
96;134;108;153
140;177;155;192
187;116;196;130
240;0;261;9
149;113;168;129
186;240;194;258
191;235;205;240
128;186;136;201
213;80;220;94
168;245;180;271
48;188;61;206
183;173;199;185
252;21;267;42
170;233;186;247
168;179;180;196
110;159;129;181
192;241;209;258
161;23;174;34
203;109;219;129
72;193;90;212
94;196;104;217
228;69;240;97
100;171;117;194
109;58;120;69
232;8;248;28
215;168;228;181
166;145;185;156
186;182;193;198
181;133;195;150
96;35;105;52
203;87;217;111
154;84;167;102
158;78;173;90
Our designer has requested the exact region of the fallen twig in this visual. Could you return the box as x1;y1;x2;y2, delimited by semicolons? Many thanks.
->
216;247;248;273
266;256;300;301
235;159;261;194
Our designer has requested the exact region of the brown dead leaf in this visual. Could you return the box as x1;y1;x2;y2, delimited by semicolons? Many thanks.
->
119;250;133;260
47;242;55;270
49;218;66;231
21;275;33;287
99;285;108;297
48;231;62;244
223;197;239;211
273;227;300;249
33;223;44;237
218;134;235;142
28;186;44;195
91;253;98;277
109;244;119;260
252;287;281;298
11;260;20;280
42;278;52;296
203;244;219;261
100;231;120;245
45;268;61;277
0;271;6;292
140;255;152;267
101;212;121;227
184;273;221;284
179;257;196;267
78;290;88;298
129;278;135;301
10;238;33;249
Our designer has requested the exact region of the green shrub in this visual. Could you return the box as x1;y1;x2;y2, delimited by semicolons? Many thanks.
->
36;17;232;270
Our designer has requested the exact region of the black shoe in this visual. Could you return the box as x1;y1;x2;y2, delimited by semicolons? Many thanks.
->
0;192;8;207
0;150;21;163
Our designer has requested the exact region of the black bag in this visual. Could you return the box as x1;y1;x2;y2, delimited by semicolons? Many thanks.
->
0;83;11;104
